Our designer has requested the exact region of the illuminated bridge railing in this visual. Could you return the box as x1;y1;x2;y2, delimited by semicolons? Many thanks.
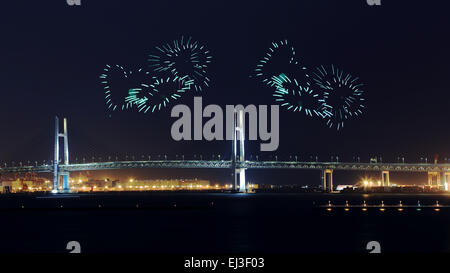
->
0;165;52;174
2;161;450;174
242;161;450;172
60;160;233;171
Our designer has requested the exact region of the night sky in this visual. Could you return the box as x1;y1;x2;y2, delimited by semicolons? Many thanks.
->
0;1;449;184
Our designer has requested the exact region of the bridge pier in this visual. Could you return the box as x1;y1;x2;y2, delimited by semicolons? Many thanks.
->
61;172;71;193
234;169;246;193
428;171;440;188
322;169;333;192
440;172;449;191
381;171;390;187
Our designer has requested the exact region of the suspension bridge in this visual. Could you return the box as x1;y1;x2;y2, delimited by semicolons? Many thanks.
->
0;114;449;193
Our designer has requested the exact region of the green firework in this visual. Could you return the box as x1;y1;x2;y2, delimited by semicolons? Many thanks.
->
272;73;331;118
126;75;193;113
100;64;136;112
312;65;365;130
254;39;309;88
148;36;212;92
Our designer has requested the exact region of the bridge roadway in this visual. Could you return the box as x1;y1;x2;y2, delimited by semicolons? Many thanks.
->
1;160;450;174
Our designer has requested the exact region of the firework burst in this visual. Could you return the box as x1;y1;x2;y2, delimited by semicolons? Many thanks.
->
272;73;331;118
126;75;193;113
100;64;150;112
254;40;310;88
148;36;212;92
312;65;365;130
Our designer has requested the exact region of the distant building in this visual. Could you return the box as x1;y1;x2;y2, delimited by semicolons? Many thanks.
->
72;178;215;192
336;185;357;191
0;178;51;193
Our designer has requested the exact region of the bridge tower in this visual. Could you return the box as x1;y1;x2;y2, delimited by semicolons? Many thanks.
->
52;116;70;193
231;109;246;192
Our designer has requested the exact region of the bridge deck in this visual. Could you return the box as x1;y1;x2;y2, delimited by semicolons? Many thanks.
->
1;161;450;173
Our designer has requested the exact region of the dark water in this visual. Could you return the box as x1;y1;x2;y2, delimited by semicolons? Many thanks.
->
0;192;449;253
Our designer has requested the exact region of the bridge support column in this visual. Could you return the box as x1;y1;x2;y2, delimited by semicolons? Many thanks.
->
440;172;449;191
236;169;246;193
61;172;70;193
52;116;70;193
428;172;440;188
231;109;246;193
381;171;390;187
322;169;333;192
